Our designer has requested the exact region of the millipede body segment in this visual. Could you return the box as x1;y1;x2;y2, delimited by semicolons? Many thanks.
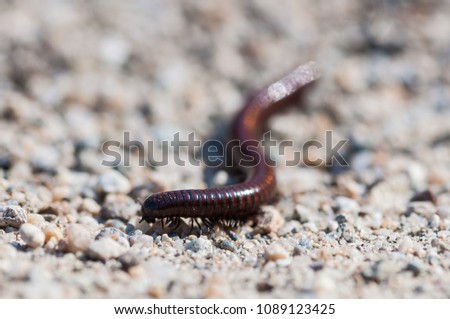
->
141;61;320;229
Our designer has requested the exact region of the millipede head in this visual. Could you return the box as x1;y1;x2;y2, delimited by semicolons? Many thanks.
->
140;193;165;223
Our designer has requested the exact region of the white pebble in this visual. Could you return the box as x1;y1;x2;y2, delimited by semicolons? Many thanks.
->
96;170;131;194
78;198;101;216
19;223;45;248
398;236;414;254
132;234;154;249
335;196;360;214
66;224;92;253
258;206;285;233
265;243;290;261
278;220;301;236
99;34;131;67
87;237;128;261
437;205;450;219
185;237;212;253
95;227;130;249
213;170;229;186
42;223;63;243
407;163;427;189
27;213;46;227
0;243;17;259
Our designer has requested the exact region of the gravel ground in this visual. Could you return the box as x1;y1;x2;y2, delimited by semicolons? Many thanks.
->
1;0;449;298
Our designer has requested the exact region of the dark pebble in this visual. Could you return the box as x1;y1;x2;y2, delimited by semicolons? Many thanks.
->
226;230;239;241
217;239;236;252
118;251;142;270
410;190;437;204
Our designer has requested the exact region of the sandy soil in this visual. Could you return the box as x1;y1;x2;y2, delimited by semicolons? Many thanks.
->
0;0;449;298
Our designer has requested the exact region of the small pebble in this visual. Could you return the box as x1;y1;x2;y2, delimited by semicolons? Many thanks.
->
30;146;59;174
242;241;255;250
406;202;436;219
45;236;59;250
99;34;131;67
95;227;130;249
313;272;337;296
428;214;440;228
403;262;422;277
185;237;211;253
398;236;414;254
161;233;172;243
96;170;131;194
42;223;63;243
19;223;45;248
213;170;229;186
407;163;427;190
299;238;313;249
39;201;70;216
257;206;285;234
204;276;230;298
437;205;450;219
78;198;101;216
52;186;73;201
0;205;28;228
0;242;17;259
128;229;142;244
294;204;313;223
104;218;127;231
278;220;301;236
335;196;359;215
87;237;128;261
226;230;239;241
0;155;12;170
265;243;290;262
100;194;138;221
173;239;184;252
66;224;92;253
361;260;399;283
27;213;46;226
118;250;142;270
77;215;101;233
217;239;237;252
131;233;153;248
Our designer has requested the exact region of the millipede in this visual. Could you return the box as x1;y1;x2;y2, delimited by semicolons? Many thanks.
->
141;61;320;231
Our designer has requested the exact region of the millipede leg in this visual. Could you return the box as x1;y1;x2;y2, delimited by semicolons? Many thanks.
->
189;219;194;235
195;218;202;235
161;218;166;232
202;218;211;229
174;217;181;229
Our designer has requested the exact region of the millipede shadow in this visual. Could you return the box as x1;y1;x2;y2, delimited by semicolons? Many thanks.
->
200;117;247;188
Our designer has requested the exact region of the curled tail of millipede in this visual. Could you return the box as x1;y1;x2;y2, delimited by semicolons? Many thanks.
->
141;61;320;230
